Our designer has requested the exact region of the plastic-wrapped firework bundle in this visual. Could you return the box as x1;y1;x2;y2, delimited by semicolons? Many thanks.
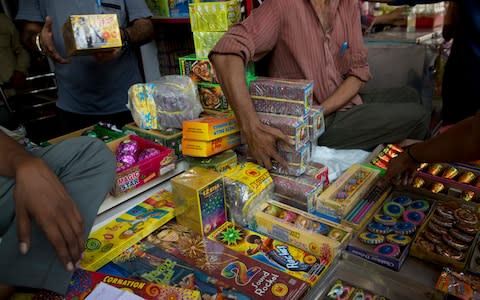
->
223;162;273;227
271;173;323;212
249;77;313;116
271;142;312;176
128;75;202;130
308;105;325;142
257;112;309;151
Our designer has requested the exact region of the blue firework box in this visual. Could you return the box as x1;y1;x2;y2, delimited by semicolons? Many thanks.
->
346;188;436;271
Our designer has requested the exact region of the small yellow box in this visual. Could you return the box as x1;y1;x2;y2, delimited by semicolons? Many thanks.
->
171;167;227;235
63;14;122;56
182;115;239;141
182;133;241;157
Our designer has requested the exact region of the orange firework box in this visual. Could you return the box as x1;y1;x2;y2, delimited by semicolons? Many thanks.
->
66;269;200;300
182;133;241;157
209;222;331;286
63;14;122;56
80;190;175;271
182;115;239;141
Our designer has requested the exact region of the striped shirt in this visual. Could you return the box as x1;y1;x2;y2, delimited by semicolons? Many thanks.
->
211;0;371;108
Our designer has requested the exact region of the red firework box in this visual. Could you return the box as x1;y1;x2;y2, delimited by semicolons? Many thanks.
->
108;135;176;196
144;222;310;299
209;222;330;286
66;269;200;299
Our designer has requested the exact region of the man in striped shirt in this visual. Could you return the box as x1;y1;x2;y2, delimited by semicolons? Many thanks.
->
210;0;429;169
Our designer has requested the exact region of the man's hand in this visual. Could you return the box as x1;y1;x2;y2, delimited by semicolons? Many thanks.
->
382;151;418;186
93;48;122;63
39;16;69;64
14;157;84;272
243;121;291;170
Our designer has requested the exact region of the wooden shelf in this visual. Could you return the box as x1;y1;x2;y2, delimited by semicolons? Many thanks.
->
152;16;190;24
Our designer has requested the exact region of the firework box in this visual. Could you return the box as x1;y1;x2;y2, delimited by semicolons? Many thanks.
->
42;124;125;146
110;241;251;300
182;133;241;157
271;173;323;212
197;82;230;112
307;106;325;142
209;221;330;286
323;279;389;300
410;199;480;271
315;164;380;219
257;112;309;152
346;189;435;271
66;269;200;299
171;167;227;235
79;190;175;271
304;161;329;186
189;0;241;32
63;14;122;56
122;123;182;159
185;150;237;173
144;222;310;299
108;135;176;196
193;31;225;58
249;199;352;258
435;268;480;300
182;115;239;141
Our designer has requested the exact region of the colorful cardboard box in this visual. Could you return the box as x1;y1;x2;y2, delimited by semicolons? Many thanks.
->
315;164;380;219
66;269;200;299
110;242;250;299
80;190;175;271
271;142;311;177
122;123;182;159
144;222;310;299
346;189;435;271
182;115;239;141
209;222;329;286
308;106;325;142
198;82;230;112
257;112;309;152
271;173;323;212
189;0;241;32
171;167;227;235
250;200;352;258
108;135;176;196
186;149;237;173
182;132;241;157
63;14;122;56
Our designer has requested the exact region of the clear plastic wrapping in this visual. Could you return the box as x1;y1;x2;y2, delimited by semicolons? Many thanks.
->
249;77;314;116
271;142;312;176
189;0;241;32
271;173;324;212
128;75;202;130
223;162;273;227
257;112;309;151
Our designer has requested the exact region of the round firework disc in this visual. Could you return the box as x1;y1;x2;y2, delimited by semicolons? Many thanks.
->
424;231;442;244
408;200;430;212
436;205;456;220
393;195;412;207
374;214;397;226
311;222;330;235
374;243;401;257
367;222;392;234
393;221;416;235
431;214;454;228
386;234;412;246
428;222;448;235
384;202;405;218
328;229;346;241
403;210;426;226
449;228;475;243
359;232;385;245
454;208;478;226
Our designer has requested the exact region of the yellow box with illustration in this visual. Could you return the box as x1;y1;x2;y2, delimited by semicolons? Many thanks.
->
182;132;241;157
183;115;239;141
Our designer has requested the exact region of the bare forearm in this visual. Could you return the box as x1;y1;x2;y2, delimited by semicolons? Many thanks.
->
211;54;260;131
409;113;480;163
125;18;154;47
321;76;364;116
0;131;35;178
21;22;42;53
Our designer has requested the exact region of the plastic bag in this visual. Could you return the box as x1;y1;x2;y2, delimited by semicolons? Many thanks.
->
128;75;202;129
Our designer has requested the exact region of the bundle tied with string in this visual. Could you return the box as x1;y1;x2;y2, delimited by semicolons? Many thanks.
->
128;75;203;130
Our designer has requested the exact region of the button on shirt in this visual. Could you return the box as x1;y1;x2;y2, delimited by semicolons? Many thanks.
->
16;0;152;115
211;0;371;109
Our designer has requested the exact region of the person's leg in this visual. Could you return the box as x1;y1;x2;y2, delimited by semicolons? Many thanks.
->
359;86;422;105
317;101;430;150
0;137;115;294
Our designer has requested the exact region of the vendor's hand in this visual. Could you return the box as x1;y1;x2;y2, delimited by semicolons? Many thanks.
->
10;70;27;89
40;16;69;64
381;151;418;186
13;156;84;272
93;48;122;63
243;121;291;170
